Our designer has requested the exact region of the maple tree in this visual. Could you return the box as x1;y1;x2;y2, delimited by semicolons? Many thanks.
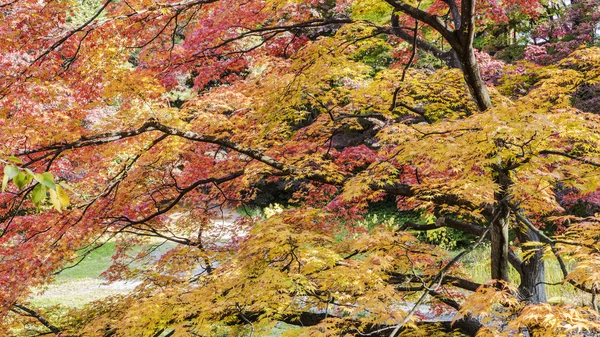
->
2;0;600;336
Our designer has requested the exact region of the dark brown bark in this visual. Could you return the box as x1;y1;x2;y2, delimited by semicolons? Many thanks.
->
459;47;493;111
443;318;482;337
457;0;493;110
390;14;462;69
386;0;493;111
491;166;511;282
387;271;482;292
243;310;482;336
515;225;547;303
12;303;61;334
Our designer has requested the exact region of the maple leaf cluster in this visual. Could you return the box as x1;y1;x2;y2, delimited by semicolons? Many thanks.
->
1;0;600;336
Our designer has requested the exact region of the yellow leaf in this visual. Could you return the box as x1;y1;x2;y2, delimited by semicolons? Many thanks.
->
48;188;61;212
49;185;69;212
56;185;70;209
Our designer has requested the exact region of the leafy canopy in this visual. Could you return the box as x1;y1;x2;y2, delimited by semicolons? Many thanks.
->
1;0;600;336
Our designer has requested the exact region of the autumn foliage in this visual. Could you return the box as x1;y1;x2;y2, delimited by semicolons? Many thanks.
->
1;0;600;336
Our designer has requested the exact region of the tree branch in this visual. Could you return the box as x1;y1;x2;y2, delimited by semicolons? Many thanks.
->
17;120;335;184
31;0;113;66
388;227;489;336
388;272;481;292
441;0;461;29
390;14;461;68
402;217;485;236
385;0;455;46
459;0;475;46
539;150;600;168
11;303;61;334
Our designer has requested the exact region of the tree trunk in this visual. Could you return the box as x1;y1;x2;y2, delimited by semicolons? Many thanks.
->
491;166;511;282
491;202;510;282
387;0;494;111
459;47;493;111
516;225;547;303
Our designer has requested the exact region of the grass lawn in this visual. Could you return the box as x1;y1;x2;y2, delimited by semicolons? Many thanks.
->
29;240;175;308
55;241;117;280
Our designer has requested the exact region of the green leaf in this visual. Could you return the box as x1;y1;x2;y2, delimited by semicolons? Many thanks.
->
1;174;8;193
7;156;22;164
34;172;56;190
1;165;19;192
31;184;46;206
59;181;74;192
4;165;19;180
13;172;32;189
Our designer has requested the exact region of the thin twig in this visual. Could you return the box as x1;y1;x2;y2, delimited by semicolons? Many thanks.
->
390;1;420;112
235;303;255;337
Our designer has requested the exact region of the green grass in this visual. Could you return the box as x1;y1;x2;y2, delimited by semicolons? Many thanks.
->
29;241;125;308
55;240;177;281
29;240;177;308
55;242;117;280
29;278;135;308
